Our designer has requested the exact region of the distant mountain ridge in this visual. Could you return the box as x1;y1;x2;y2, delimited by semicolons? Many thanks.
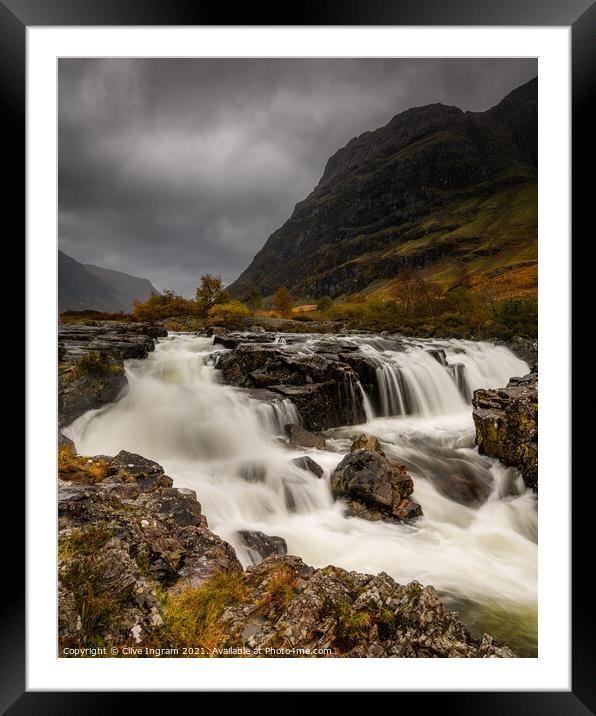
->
228;77;537;300
59;250;158;313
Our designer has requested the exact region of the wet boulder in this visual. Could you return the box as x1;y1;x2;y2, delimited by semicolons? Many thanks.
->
275;380;365;431
218;343;366;430
236;530;288;565
285;423;326;450
351;433;384;455
291;456;324;478
330;449;422;523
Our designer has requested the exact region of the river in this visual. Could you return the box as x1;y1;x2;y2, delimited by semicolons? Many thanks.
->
65;332;537;656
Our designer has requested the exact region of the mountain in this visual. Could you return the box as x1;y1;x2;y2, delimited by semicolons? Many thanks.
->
228;78;537;301
58;251;158;313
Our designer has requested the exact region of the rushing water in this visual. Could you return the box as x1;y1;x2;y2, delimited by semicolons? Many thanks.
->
65;332;537;656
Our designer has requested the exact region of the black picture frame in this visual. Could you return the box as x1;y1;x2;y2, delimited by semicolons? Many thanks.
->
8;0;590;708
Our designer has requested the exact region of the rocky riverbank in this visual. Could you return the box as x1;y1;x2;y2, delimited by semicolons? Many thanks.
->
472;371;538;490
58;446;513;657
58;321;167;426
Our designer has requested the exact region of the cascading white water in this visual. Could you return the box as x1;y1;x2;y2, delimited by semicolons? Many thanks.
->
358;339;528;418
254;397;302;435
65;332;537;655
357;382;375;422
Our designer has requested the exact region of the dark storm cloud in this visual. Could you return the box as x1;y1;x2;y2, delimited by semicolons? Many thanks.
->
59;58;537;295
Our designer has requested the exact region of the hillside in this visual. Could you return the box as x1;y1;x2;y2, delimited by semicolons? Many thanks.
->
228;78;537;301
58;251;158;313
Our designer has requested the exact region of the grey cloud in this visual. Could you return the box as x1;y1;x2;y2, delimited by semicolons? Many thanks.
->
59;58;537;295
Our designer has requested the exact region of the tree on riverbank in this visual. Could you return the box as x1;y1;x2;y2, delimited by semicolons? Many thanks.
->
274;287;294;318
195;274;229;317
133;290;196;322
207;301;251;329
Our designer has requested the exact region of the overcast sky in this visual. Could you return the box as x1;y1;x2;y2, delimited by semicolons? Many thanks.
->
59;58;537;296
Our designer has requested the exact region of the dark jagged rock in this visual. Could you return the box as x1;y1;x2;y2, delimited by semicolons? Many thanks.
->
218;555;514;658
59;322;163;362
58;450;241;649
218;342;366;430
351;433;384;455
58;321;166;426
278;382;364;431
331;447;422;523
107;451;173;490
285;423;326;450
213;334;242;349
236;530;288;565
504;337;538;370
248;370;280;388
309;339;360;354
291;456;324;478
228;79;537;301
472;372;538;490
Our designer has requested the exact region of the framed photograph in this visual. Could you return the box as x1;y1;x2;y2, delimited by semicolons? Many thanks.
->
9;0;589;706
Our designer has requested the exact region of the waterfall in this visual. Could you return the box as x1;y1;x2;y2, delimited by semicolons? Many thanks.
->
357;381;375;422
357;339;528;418
64;331;537;655
446;363;470;401
255;398;301;435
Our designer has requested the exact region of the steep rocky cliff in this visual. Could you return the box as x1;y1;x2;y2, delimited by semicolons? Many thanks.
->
229;78;537;300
